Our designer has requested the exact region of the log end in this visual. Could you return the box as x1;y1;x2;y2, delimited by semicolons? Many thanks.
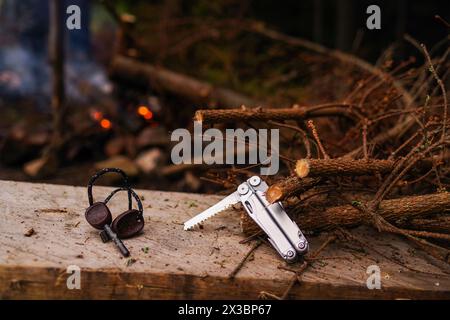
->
266;186;283;203
194;110;205;122
295;159;310;178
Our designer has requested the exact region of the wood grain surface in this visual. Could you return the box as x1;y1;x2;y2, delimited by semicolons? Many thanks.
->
0;180;449;299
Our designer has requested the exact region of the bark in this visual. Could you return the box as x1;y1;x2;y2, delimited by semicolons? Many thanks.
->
241;192;450;235
404;215;450;234
48;0;65;150
266;176;321;203
195;104;361;124
295;155;446;178
266;150;446;204
110;55;257;108
26;0;66;178
295;158;394;178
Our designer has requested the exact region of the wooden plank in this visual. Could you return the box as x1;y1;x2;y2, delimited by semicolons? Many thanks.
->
0;180;449;299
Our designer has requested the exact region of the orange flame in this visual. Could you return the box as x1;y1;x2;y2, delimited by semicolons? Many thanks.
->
137;105;153;120
90;109;112;130
100;119;112;129
92;111;103;121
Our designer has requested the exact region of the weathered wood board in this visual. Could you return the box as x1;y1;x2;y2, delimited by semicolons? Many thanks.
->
0;180;449;299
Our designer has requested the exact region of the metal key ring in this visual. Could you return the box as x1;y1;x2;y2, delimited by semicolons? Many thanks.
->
87;168;132;210
104;187;144;220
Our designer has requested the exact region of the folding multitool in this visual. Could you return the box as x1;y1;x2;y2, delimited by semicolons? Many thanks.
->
184;176;308;262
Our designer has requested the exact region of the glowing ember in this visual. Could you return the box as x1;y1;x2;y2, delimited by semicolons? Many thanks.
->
100;119;112;129
137;105;153;120
91;111;103;121
89;109;112;130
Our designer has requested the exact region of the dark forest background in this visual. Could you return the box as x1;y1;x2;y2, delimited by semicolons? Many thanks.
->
0;0;448;190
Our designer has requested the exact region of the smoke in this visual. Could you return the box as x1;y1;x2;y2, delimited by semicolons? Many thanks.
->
0;0;112;110
0;45;50;97
0;44;112;110
65;59;113;103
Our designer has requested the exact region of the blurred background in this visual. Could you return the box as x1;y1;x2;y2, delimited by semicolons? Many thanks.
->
0;0;448;192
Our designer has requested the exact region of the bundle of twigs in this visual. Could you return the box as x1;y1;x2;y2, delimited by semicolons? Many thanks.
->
195;40;450;264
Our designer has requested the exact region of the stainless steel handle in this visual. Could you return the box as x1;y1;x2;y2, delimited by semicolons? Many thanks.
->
238;176;308;262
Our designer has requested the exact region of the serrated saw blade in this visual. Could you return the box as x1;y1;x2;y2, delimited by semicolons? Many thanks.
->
184;192;240;230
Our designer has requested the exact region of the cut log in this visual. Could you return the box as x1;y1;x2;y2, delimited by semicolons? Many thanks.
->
295;155;448;179
295;158;395;178
266;176;321;203
195;103;361;124
241;192;450;235
268;154;446;203
110;55;257;108
405;215;450;234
